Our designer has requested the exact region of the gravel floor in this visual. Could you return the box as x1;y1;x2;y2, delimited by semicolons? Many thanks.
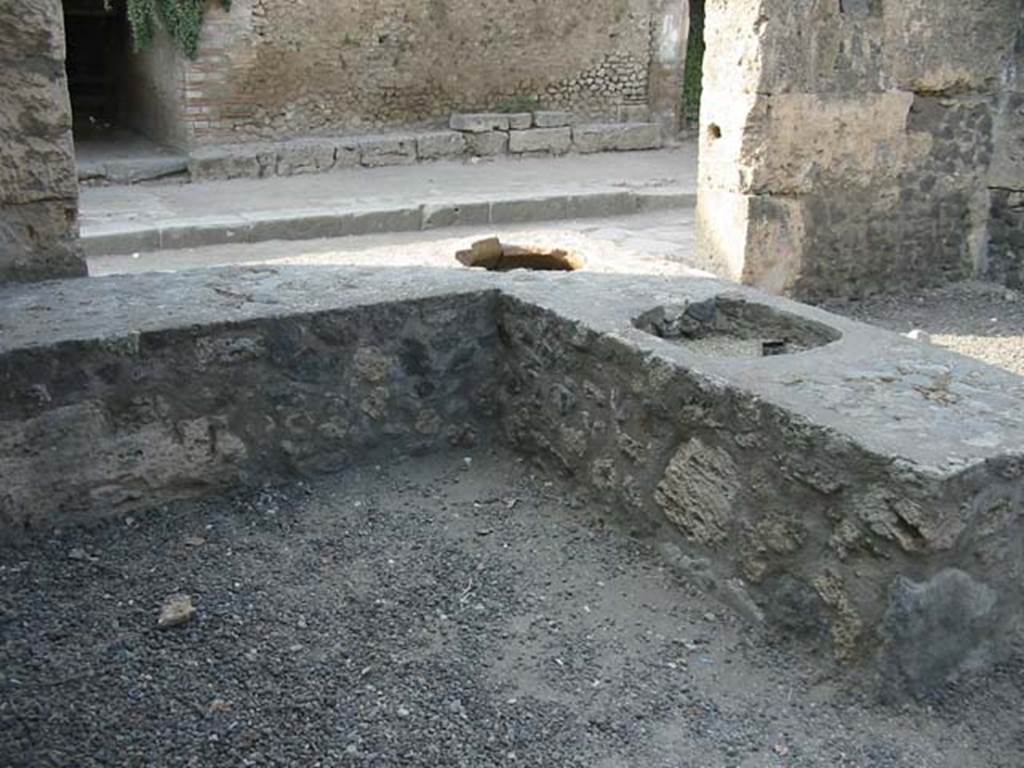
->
821;281;1024;378
2;449;1022;767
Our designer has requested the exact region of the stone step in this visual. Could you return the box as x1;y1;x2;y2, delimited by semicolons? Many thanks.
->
83;122;665;186
81;187;695;257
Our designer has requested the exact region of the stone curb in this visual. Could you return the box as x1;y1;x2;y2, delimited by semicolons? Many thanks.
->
83;189;695;257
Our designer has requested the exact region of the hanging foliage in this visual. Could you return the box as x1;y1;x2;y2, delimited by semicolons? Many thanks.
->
125;0;231;59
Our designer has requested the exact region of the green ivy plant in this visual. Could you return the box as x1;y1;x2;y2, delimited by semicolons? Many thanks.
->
125;0;231;59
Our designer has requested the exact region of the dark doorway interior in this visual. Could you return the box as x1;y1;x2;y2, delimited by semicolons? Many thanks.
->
63;0;129;133
62;0;188;183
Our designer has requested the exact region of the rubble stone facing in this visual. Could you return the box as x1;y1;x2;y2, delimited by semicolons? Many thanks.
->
988;16;1024;289
2;266;1023;697
0;0;85;284
696;0;1024;299
175;0;656;147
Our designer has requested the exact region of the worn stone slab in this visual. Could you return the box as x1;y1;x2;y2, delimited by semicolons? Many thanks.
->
450;113;512;132
534;111;574;128
507;113;533;130
509;127;573;155
465;131;510;157
1;266;1023;699
416;131;467;161
158;217;252;250
353;135;418;168
189;147;266;181
490;196;570;224
275;140;337;176
573;123;662;153
421;201;491;229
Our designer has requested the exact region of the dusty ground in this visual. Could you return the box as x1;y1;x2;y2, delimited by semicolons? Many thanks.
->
2;449;1022;768
821;281;1024;378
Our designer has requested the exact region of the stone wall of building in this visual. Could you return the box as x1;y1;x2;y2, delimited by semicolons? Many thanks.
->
988;13;1024;289
171;0;659;148
120;24;190;150
0;0;85;284
696;0;1023;300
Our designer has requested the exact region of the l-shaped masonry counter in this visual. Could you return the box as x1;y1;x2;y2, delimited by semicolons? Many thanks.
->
2;265;1022;695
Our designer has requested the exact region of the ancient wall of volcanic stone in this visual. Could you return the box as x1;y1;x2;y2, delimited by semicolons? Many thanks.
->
988;13;1024;290
0;0;85;284
173;0;656;148
696;0;1023;300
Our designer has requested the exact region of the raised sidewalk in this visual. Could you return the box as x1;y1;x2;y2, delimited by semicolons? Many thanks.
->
80;147;697;256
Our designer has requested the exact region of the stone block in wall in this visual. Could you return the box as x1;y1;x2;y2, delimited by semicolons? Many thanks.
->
189;147;264;181
356;135;417;167
987;190;1024;288
533;111;574;128
508;127;572;155
617;104;650;123
883;0;1019;93
416;131;467;161
466;131;510;157
0;0;84;284
0;199;83;283
334;141;361;169
572;123;662;153
275;140;337;176
450;113;512;133
0;0;66;60
507;113;533;130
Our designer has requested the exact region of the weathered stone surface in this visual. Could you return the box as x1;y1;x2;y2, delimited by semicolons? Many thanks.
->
416;131;467;160
506;113;533;130
533;111;573;128
697;0;1022;299
138;0;656;147
275;140;337;175
0;0;84;284
465;131;510;157
3;265;1022;698
157;594;197;629
572;123;662;153
882;570;1001;697
655;438;738;546
0;0;65;60
356;135;417;167
450;113;512;133
508;127;572;155
421;202;490;229
455;238;584;271
188;147;264;181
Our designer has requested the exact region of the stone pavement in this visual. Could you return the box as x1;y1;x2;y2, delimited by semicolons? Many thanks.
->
80;147;697;257
88;210;697;276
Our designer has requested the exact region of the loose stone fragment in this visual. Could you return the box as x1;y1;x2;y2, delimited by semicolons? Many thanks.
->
456;237;584;271
157;594;197;630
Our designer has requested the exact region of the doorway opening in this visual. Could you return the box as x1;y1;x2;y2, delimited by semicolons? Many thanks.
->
62;0;188;183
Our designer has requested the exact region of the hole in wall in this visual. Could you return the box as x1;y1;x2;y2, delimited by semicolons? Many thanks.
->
707;123;722;140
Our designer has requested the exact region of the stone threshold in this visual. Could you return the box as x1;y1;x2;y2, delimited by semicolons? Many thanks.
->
82;188;693;257
1;265;1023;696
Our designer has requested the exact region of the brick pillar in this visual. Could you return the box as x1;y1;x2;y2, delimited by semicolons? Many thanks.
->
0;0;86;284
696;0;1018;300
